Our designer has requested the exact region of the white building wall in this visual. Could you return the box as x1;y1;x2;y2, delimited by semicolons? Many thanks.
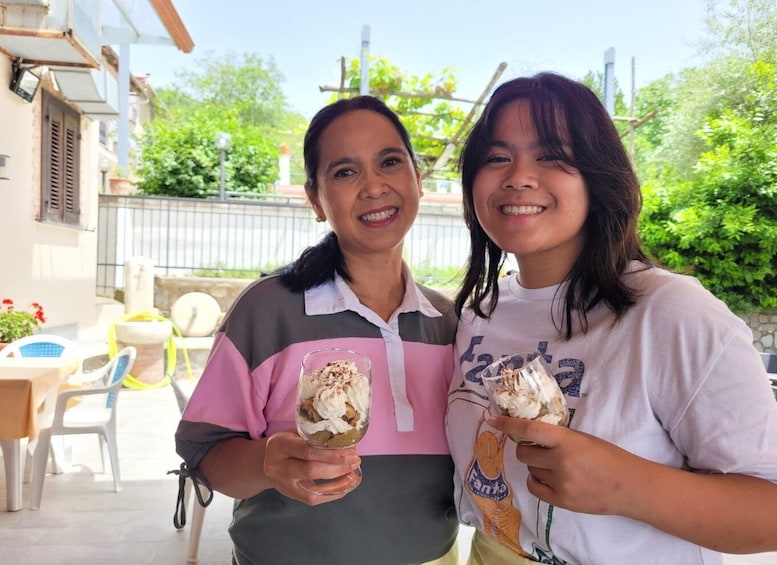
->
0;55;100;339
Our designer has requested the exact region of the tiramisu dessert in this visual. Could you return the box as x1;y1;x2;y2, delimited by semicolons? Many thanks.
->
483;354;569;427
296;359;371;448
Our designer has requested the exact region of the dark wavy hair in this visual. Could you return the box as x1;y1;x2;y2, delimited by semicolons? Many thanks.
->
454;72;650;339
281;96;416;292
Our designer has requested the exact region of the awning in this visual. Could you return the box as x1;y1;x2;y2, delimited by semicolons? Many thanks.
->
101;0;193;53
51;66;120;119
0;0;193;68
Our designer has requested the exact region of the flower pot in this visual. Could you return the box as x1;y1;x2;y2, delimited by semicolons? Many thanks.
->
109;177;133;195
114;320;173;385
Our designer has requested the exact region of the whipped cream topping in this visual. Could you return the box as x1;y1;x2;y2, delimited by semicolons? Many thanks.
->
492;362;567;424
493;367;542;419
298;359;370;436
298;414;355;436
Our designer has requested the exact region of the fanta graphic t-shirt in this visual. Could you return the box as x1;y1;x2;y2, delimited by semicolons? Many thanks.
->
446;264;777;565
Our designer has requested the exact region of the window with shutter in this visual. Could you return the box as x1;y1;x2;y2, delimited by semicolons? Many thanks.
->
41;92;81;226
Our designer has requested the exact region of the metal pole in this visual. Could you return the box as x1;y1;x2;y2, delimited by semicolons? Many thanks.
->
118;43;131;171
603;47;615;117
360;25;370;95
630;56;636;161
219;149;226;200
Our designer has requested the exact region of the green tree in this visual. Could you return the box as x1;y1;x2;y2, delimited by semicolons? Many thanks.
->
701;0;777;62
639;61;777;312
632;1;777;313
632;0;777;183
174;52;289;129
136;52;307;198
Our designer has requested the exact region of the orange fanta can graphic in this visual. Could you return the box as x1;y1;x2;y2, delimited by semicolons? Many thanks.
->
465;414;532;558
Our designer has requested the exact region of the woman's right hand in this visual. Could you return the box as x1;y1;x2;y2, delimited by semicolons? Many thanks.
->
263;429;361;505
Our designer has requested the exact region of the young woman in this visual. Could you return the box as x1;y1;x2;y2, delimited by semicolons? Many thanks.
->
176;96;458;564
446;72;777;564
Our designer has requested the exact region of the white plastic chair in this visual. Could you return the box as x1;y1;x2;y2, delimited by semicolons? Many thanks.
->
0;334;82;367
29;346;136;510
171;376;208;564
0;334;83;390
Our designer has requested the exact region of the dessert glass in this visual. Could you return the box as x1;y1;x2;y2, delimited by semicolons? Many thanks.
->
481;350;569;444
295;347;372;495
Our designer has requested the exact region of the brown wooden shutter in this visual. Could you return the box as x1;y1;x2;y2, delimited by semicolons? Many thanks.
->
41;92;80;225
63;111;80;224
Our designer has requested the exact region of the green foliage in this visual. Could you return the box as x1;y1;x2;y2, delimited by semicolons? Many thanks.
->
136;52;308;198
701;0;777;62
176;52;288;129
136;104;277;198
633;0;777;182
0;299;46;342
192;264;462;291
639;61;777;313
333;56;469;179
410;264;464;289
580;70;630;132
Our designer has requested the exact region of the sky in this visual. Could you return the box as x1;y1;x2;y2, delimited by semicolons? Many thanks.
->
130;0;712;120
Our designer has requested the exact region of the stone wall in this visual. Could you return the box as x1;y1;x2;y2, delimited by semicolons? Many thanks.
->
154;276;252;317
153;275;777;356
741;309;777;354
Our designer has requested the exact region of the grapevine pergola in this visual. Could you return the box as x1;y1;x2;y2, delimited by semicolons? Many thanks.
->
319;61;507;179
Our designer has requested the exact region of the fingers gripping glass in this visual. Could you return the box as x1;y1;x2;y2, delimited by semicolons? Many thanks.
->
295;348;372;495
481;351;569;445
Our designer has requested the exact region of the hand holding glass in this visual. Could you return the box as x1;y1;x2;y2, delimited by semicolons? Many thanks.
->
295;347;372;495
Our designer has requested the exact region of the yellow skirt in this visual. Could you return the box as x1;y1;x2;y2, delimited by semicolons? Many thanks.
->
466;529;538;565
425;540;460;565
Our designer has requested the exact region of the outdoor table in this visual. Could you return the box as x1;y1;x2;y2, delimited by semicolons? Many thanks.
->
0;357;80;511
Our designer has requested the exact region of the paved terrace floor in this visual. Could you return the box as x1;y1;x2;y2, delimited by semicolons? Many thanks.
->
1;384;776;564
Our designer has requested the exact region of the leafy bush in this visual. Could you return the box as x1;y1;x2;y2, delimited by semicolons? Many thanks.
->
135;105;278;198
0;299;46;342
639;62;777;313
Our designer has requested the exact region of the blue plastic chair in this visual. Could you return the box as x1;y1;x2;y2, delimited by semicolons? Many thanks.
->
0;334;81;369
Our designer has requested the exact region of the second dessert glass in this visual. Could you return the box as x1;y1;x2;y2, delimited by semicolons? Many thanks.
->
295;347;372;495
481;350;569;444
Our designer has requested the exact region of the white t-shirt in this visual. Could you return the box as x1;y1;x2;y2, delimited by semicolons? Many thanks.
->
446;263;777;564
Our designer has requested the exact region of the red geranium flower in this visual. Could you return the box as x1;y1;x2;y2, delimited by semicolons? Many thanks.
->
0;299;47;342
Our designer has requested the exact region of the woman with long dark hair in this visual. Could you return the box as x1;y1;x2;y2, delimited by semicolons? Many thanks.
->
176;96;458;564
447;72;777;564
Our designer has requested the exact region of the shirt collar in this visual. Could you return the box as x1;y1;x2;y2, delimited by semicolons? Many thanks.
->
305;263;443;321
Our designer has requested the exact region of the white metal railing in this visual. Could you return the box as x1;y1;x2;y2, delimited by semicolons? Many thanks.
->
96;194;469;296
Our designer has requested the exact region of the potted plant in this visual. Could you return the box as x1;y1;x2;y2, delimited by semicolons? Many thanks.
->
108;166;133;195
0;298;46;346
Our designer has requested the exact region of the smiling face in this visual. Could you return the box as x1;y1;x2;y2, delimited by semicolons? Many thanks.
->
308;109;422;262
472;100;589;288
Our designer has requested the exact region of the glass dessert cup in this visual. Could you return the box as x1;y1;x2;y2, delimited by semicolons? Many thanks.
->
295;347;372;496
481;351;569;445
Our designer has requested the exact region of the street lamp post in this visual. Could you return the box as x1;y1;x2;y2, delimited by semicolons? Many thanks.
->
214;132;232;200
99;158;111;192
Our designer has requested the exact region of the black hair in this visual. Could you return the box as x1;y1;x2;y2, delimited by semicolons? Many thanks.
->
280;96;416;293
455;72;650;339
